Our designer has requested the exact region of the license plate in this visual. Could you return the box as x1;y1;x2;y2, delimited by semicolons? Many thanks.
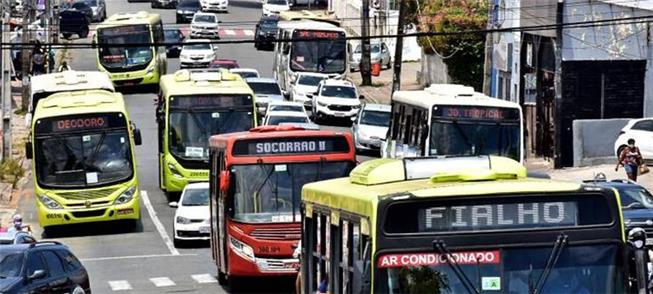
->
646;238;653;246
199;226;210;234
334;112;345;117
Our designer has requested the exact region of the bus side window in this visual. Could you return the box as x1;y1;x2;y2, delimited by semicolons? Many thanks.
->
309;212;330;293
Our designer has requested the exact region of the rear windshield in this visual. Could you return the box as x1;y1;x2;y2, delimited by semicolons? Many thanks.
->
248;82;281;95
179;0;200;8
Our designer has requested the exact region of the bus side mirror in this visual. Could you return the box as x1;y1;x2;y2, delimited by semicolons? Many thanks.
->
219;170;230;192
25;141;32;159
133;128;142;146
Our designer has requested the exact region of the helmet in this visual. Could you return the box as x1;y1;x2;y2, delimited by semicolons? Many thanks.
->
13;214;22;222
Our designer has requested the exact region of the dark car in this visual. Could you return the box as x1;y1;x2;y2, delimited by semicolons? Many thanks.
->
254;15;279;50
0;242;90;294
59;9;90;39
209;59;239;69
60;1;93;24
152;0;178;8
176;0;201;23
0;231;36;245
164;28;184;58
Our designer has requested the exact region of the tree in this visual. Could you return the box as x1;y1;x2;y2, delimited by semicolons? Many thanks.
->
414;0;488;91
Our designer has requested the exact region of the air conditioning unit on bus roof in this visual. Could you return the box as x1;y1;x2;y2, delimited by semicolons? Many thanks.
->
425;84;475;97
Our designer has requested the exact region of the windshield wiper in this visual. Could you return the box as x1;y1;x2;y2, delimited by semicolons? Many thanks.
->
86;131;107;169
253;166;275;212
451;121;476;155
433;240;479;294
530;233;569;294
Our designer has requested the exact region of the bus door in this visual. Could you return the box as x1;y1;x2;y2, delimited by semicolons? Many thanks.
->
156;92;166;190
215;151;228;277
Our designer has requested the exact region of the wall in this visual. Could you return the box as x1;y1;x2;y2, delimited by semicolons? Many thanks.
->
419;52;450;86
572;118;631;166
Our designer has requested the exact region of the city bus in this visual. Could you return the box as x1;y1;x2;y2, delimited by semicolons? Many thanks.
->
25;89;143;228
208;125;356;285
383;84;524;163
95;11;166;87
157;69;257;194
273;11;348;92
300;156;650;293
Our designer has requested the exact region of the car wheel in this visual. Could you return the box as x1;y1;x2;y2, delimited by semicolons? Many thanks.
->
71;285;86;294
63;33;72;39
79;27;89;38
151;1;155;7
218;272;228;285
386;59;392;69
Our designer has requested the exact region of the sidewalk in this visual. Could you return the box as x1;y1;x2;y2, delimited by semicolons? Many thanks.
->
349;61;423;105
527;161;653;192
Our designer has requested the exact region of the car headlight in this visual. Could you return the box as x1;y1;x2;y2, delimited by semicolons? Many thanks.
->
357;129;368;139
168;163;183;178
180;53;189;59
352;104;360;109
114;186;136;205
230;236;255;261
317;101;328;107
38;194;62;210
176;216;191;224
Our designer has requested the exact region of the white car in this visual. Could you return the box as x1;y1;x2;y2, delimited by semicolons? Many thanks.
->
171;182;210;247
351;103;391;152
200;0;228;12
230;68;260;79
266;101;307;115
179;39;218;68
290;73;329;108
310;79;362;121
191;12;220;39
615;118;653;161
262;0;290;16
245;77;284;114
264;111;311;126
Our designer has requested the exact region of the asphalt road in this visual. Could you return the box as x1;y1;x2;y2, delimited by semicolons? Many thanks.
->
19;0;374;293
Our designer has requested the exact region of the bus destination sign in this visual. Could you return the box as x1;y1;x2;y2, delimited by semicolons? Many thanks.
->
98;24;149;36
35;113;127;134
232;137;350;156
170;95;252;108
433;106;520;121
294;30;344;40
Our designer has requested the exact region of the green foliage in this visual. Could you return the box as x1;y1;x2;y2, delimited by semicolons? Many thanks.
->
0;159;25;189
399;266;449;293
415;0;488;91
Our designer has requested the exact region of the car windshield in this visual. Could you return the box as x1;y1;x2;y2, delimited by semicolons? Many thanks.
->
97;25;153;69
360;110;390;127
267;116;308;125
182;188;209;206
231;161;355;223
290;30;346;73
354;44;381;53
320;85;357;98
260;19;278;28
194;14;216;23
378;244;625;293
269;105;304;112
179;0;200;8
85;0;97;6
164;30;181;41
619;186;653;209
183;43;212;51
430;119;521;162
248;82;282;95
297;75;325;86
0;252;23;278
267;0;287;4
35;129;134;188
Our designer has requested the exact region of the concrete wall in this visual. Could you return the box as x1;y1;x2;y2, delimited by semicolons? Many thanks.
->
572;118;630;167
419;52;450;86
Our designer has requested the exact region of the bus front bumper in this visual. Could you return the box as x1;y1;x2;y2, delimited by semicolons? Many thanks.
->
107;69;160;86
228;250;299;277
36;195;141;227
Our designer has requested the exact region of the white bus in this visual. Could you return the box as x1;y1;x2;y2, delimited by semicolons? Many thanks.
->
382;84;524;163
273;12;348;93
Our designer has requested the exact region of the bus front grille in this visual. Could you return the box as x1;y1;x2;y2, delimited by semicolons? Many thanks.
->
71;209;106;218
250;227;301;240
57;187;118;200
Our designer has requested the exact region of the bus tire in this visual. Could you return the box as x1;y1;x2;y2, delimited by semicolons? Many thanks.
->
79;27;89;39
217;272;228;286
63;33;72;39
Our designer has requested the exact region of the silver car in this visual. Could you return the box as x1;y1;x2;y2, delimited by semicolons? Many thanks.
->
246;77;284;115
350;42;392;72
351;103;391;152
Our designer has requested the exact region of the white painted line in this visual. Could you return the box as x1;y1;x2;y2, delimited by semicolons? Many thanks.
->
224;29;236;35
141;190;180;256
243;30;254;36
80;253;196;262
191;274;218;284
150;277;176;287
108;280;132;291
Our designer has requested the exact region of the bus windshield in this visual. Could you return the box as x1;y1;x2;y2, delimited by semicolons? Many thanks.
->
291;30;346;74
378;244;624;293
429;120;520;161
35;129;133;188
97;24;153;70
231;161;354;223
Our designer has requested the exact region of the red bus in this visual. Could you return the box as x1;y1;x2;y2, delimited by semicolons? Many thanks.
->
208;125;356;284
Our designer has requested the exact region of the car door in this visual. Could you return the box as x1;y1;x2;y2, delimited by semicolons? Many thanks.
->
629;120;653;158
42;250;72;293
24;251;50;294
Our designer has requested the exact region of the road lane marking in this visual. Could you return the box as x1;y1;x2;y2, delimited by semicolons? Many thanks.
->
108;280;132;291
80;253;196;262
243;30;254;36
224;29;236;35
150;277;176;287
141;190;180;255
191;274;218;284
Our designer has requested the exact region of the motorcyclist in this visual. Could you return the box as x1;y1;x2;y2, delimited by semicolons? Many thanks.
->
8;214;32;233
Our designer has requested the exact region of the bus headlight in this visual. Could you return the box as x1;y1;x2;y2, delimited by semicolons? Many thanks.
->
168;163;183;178
114;186;136;205
146;63;156;74
38;194;62;210
176;216;191;224
230;236;255;261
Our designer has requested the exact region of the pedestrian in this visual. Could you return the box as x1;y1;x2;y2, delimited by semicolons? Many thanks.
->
31;41;46;76
616;138;644;181
293;240;302;294
317;273;328;294
7;214;31;233
58;60;71;72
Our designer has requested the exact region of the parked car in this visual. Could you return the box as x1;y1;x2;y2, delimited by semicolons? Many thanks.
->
246;77;284;115
0;242;90;294
152;0;178;8
171;182;210;247
83;0;106;22
179;39;217;68
229;68;260;79
290;72;328;108
164;28;185;58
351;103;390;152
200;0;228;12
254;15;279;50
0;231;36;245
190;12;220;39
176;0;202;23
614;118;653;163
265;101;307;115
60;1;93;24
310;79;362;122
209;59;239;69
59;9;90;39
262;0;290;16
264;111;311;126
350;41;392;72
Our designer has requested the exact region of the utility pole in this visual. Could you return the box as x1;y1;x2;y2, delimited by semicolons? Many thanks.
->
481;1;493;95
391;0;405;94
360;0;372;86
45;0;50;73
20;0;33;112
553;0;563;168
1;0;11;161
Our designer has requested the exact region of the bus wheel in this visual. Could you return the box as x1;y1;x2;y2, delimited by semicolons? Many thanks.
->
217;272;228;286
79;27;89;39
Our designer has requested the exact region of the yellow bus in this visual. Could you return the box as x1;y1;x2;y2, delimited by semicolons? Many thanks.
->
96;11;166;87
26;90;143;228
300;156;650;293
157;69;257;193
